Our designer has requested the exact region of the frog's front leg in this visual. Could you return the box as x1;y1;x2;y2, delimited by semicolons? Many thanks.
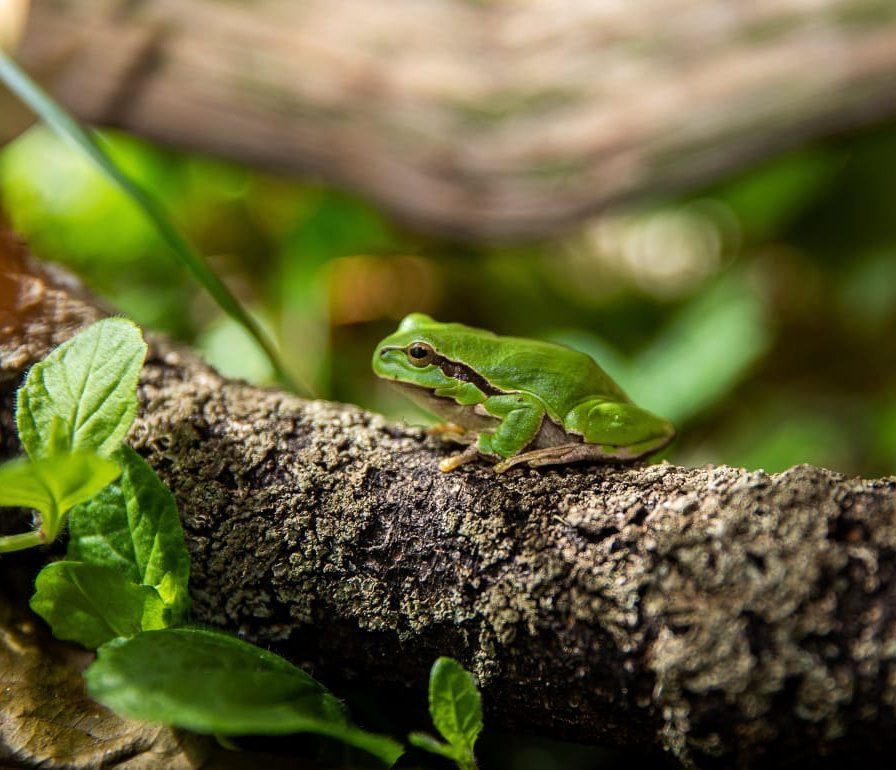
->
440;393;544;472
438;442;481;472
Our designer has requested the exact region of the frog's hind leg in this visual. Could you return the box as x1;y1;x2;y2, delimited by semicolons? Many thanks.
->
492;438;665;473
568;400;675;455
494;398;675;473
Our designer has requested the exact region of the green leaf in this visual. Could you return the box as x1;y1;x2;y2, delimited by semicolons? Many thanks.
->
16;318;147;459
68;445;191;621
429;657;482;764
85;628;403;765
0;453;120;546
0;49;304;395
628;272;770;424
30;561;167;649
714;147;839;241
408;731;461;761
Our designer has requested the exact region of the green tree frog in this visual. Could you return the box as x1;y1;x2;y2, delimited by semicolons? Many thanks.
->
372;314;675;473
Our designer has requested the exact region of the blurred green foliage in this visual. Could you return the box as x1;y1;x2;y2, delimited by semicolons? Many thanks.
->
2;121;895;477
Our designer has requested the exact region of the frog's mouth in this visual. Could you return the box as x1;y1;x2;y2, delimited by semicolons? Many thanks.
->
386;380;500;433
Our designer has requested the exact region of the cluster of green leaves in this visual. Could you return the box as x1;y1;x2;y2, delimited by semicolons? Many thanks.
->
0;318;142;553
0;319;402;765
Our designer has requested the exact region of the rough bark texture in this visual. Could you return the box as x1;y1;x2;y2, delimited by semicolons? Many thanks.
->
3;232;896;769
8;0;896;239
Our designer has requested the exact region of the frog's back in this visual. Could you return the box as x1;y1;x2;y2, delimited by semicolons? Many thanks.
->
434;327;630;419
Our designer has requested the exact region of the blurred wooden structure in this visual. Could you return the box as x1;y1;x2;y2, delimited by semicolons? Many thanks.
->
10;0;896;238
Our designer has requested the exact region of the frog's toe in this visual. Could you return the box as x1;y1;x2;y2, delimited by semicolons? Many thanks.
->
427;423;475;446
426;422;465;437
438;444;480;472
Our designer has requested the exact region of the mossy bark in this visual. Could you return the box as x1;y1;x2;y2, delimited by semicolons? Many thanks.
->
2;232;896;768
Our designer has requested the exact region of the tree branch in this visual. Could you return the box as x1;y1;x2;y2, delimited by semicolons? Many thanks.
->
2;231;896;768
10;0;896;239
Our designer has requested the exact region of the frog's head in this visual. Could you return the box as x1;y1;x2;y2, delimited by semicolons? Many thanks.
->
397;312;436;333
372;313;447;386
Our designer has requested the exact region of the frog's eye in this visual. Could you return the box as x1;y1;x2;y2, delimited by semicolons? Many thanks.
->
406;342;435;367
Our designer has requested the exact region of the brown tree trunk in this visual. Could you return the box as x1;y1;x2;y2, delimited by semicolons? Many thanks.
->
2;230;896;769
7;0;896;239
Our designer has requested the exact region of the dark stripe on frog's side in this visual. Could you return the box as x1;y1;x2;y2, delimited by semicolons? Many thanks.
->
433;354;505;397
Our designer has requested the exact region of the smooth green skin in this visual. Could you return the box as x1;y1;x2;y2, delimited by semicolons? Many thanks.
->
372;314;675;468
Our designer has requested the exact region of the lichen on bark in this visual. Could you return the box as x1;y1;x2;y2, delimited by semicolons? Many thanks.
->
3;235;896;768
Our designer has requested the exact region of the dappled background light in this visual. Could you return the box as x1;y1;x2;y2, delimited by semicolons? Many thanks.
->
568;199;737;300
1;121;895;478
